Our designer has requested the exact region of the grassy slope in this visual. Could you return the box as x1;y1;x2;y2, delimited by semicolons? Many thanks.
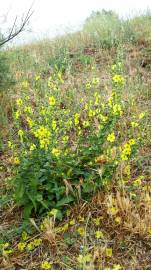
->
0;11;151;270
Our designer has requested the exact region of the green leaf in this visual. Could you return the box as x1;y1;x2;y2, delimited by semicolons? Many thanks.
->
82;181;95;193
56;195;74;207
26;192;37;210
36;194;48;209
23;204;33;220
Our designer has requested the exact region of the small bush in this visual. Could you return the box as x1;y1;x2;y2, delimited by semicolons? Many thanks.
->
83;10;122;48
10;62;142;220
82;10;151;48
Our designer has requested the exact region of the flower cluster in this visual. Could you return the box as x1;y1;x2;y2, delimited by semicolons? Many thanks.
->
112;74;125;85
120;139;136;161
34;126;51;150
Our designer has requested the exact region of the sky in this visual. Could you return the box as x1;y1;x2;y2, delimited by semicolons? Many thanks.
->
1;0;151;45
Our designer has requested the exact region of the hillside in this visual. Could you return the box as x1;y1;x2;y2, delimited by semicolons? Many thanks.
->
0;11;151;270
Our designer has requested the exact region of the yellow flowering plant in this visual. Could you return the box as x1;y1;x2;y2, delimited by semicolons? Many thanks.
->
10;62;142;221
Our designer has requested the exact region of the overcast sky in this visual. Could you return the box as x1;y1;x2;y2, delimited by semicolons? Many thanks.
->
1;0;151;45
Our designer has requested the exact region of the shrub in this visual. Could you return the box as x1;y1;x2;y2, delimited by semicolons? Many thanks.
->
10;62;142;220
83;10;122;48
82;10;151;48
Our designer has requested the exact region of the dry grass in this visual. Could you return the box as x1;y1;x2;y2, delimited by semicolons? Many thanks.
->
1;184;151;269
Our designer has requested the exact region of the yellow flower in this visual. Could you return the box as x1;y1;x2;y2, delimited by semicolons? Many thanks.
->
18;129;24;142
139;112;145;119
112;74;125;85
18;129;24;137
15;111;21;119
77;254;85;264
48;209;59;219
115;216;121;224
88;109;95;117
105;247;113;257
1;243;13;255
111;64;117;71
24;106;32;114
66;209;71;217
131;121;138;128
77;227;85;237
51;148;61;157
40;107;47;115
13;157;20;165
48;76;52;86
33;238;42;247
8;141;14;149
41;260;51;270
109;207;118;216
99;114;108;122
22;231;28;241
92;77;99;85
85;82;91;89
83;120;90;128
133;176;143;186
78;216;85;222
74;113;80;125
40;138;50;150
113;264;121;270
27;117;33;128
61;223;69;232
84;104;88;110
124;165;131;176
3;249;13;255
67;119;72;127
121;142;132;161
95;230;104;239
93;217;101;226
25;95;30;100
57;72;64;83
2;243;9;249
108;96;113;108
17;242;26;252
107;132;115;143
95;96;100;106
63;135;69;143
16;98;23;106
27;242;34;251
30;144;36;151
77;254;92;264
21;80;29;89
49;96;56;106
52;120;57;131
113;104;122;116
123;143;131;155
34;126;51;140
121;153;128;161
35;75;41;81
128;139;136;145
82;253;92;263
69;219;76;226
